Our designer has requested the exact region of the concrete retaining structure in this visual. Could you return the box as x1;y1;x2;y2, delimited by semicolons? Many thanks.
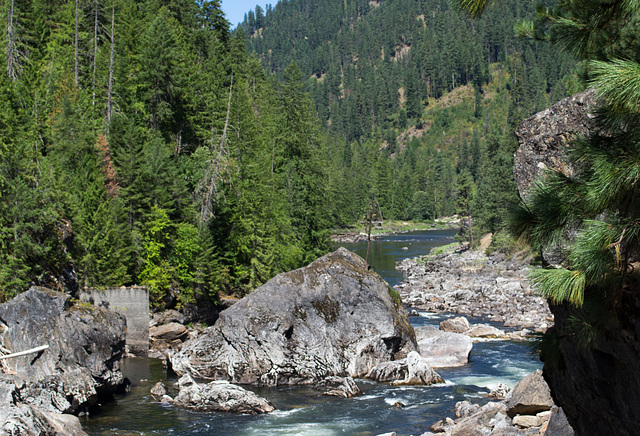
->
80;287;149;356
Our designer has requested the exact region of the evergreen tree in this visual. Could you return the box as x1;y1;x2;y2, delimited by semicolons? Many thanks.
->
460;0;640;366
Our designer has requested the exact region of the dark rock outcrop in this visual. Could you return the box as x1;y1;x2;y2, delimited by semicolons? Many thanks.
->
0;287;126;414
170;374;274;413
169;248;416;386
541;299;640;435
511;90;640;435
514;89;595;199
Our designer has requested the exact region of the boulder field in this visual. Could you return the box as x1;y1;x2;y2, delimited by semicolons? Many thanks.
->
396;247;552;333
169;247;421;386
430;370;573;436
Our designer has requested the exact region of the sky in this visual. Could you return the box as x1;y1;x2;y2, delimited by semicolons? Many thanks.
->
222;0;274;28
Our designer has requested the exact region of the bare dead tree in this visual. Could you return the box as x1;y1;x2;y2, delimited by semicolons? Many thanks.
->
92;0;103;106
106;0;115;127
75;0;79;87
198;73;234;229
6;0;22;81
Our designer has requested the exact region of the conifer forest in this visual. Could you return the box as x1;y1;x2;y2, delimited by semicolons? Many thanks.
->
0;0;578;305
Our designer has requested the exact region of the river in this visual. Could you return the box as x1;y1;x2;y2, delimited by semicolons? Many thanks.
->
83;230;541;435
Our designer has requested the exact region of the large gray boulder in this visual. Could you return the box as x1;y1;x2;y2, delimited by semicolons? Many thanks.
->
0;287;126;413
439;317;471;334
415;326;473;368
169;248;416;386
316;376;362;398
463;324;506;339
545;406;575;436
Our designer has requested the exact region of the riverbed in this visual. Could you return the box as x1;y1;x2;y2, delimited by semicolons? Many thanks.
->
83;230;541;435
334;229;457;287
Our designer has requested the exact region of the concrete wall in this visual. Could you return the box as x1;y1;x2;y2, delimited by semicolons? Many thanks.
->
80;287;149;356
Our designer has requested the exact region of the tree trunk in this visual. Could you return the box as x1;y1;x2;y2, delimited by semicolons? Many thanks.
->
199;74;233;229
75;0;79;87
6;0;19;81
467;207;474;247
107;0;115;127
93;0;99;106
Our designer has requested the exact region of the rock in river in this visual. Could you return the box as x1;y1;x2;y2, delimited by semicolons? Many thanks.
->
171;374;274;414
505;370;553;417
414;326;472;368
365;351;444;386
169;248;417;386
316;376;362;398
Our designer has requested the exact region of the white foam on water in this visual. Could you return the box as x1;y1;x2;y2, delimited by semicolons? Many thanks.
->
472;337;507;343
491;361;541;385
244;423;343;436
417;312;449;319
354;394;381;401
384;396;410;406
270;408;306;418
453;375;513;389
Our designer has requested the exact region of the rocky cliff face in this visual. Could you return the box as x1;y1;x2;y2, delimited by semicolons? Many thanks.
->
514;89;595;199
514;90;640;435
169;247;417;386
0;287;126;414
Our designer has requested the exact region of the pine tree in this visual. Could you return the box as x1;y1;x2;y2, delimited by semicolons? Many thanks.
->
459;0;640;347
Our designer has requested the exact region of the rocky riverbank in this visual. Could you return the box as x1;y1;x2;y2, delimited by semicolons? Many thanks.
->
0;287;127;434
395;245;552;334
428;370;574;436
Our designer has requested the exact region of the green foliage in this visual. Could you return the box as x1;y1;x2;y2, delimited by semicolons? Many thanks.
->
389;287;402;307
429;242;461;256
139;206;174;306
0;0;335;306
530;268;586;306
244;0;574;142
0;0;584;309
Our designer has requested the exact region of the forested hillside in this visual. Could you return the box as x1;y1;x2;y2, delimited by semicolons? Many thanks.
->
0;0;579;305
0;0;336;303
241;0;579;234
